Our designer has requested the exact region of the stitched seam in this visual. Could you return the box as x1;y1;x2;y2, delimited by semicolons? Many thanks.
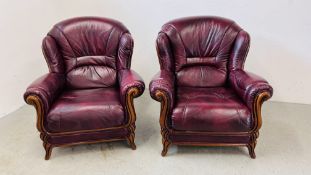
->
165;24;187;55
200;66;204;86
241;31;250;69
117;31;130;70
42;37;52;72
54;25;77;73
215;21;236;59
70;61;115;70
181;102;188;128
157;32;174;71
128;33;133;68
106;27;114;54
165;24;187;71
228;30;242;71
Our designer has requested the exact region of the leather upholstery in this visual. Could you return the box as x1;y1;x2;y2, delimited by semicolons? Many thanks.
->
47;88;125;132
160;16;243;87
118;69;145;107
42;36;64;73
44;17;130;89
149;70;175;110
156;33;174;71
150;16;273;137
172;87;252;132
24;17;144;148
24;73;65;115
118;33;133;69
230;70;273;110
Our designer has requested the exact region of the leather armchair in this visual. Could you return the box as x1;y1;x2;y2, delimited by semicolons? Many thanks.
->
24;17;144;160
150;16;273;158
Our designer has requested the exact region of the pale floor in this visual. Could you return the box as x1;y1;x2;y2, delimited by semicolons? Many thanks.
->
0;93;311;175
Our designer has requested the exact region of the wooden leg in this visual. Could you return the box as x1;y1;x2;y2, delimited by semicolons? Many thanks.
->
126;124;136;150
161;138;171;157
247;142;256;159
161;128;171;157
44;142;53;160
126;135;136;150
247;132;259;159
40;133;44;140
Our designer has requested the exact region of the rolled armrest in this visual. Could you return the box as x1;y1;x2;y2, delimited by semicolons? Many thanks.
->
24;73;65;114
118;69;145;106
149;70;175;110
229;70;273;110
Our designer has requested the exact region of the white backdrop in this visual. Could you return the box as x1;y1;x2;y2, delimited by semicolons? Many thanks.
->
0;0;310;117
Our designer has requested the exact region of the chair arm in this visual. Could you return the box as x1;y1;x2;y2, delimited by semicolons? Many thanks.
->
229;70;273;110
149;70;175;110
118;69;145;107
24;73;65;115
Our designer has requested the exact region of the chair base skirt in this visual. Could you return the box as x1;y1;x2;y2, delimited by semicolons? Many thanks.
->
161;131;258;159
40;127;136;160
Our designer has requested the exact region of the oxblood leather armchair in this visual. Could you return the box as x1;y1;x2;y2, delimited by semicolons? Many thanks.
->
24;17;144;160
150;16;273;158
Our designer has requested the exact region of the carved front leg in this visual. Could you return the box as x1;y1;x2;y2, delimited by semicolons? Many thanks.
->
247;91;271;159
125;88;139;150
155;90;172;156
126;123;137;150
247;132;258;159
26;95;52;159
247;142;256;159
161;128;171;156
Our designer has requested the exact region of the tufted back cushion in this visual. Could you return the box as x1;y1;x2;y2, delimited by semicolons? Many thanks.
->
42;17;131;89
159;16;248;87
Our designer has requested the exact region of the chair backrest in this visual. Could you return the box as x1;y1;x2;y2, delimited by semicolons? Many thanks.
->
42;17;133;89
157;16;250;87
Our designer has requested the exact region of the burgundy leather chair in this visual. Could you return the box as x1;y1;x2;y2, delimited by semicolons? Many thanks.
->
150;16;273;158
24;17;144;160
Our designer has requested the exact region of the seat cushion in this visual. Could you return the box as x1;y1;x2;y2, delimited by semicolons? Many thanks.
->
46;88;125;133
172;87;253;132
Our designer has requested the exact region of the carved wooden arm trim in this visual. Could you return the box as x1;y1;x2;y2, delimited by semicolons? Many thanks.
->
252;91;272;132
125;87;140;127
26;95;45;133
155;90;171;130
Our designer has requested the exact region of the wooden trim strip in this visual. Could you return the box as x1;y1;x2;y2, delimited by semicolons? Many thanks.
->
53;138;126;148
174;142;247;147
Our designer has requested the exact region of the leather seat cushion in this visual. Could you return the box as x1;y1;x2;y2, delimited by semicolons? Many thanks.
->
46;88;125;133
172;87;253;132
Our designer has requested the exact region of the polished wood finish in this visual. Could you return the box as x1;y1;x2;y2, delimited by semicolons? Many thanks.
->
155;90;271;158
26;87;140;160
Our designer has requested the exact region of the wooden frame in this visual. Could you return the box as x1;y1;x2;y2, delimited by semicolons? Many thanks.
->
26;87;139;160
155;90;271;158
